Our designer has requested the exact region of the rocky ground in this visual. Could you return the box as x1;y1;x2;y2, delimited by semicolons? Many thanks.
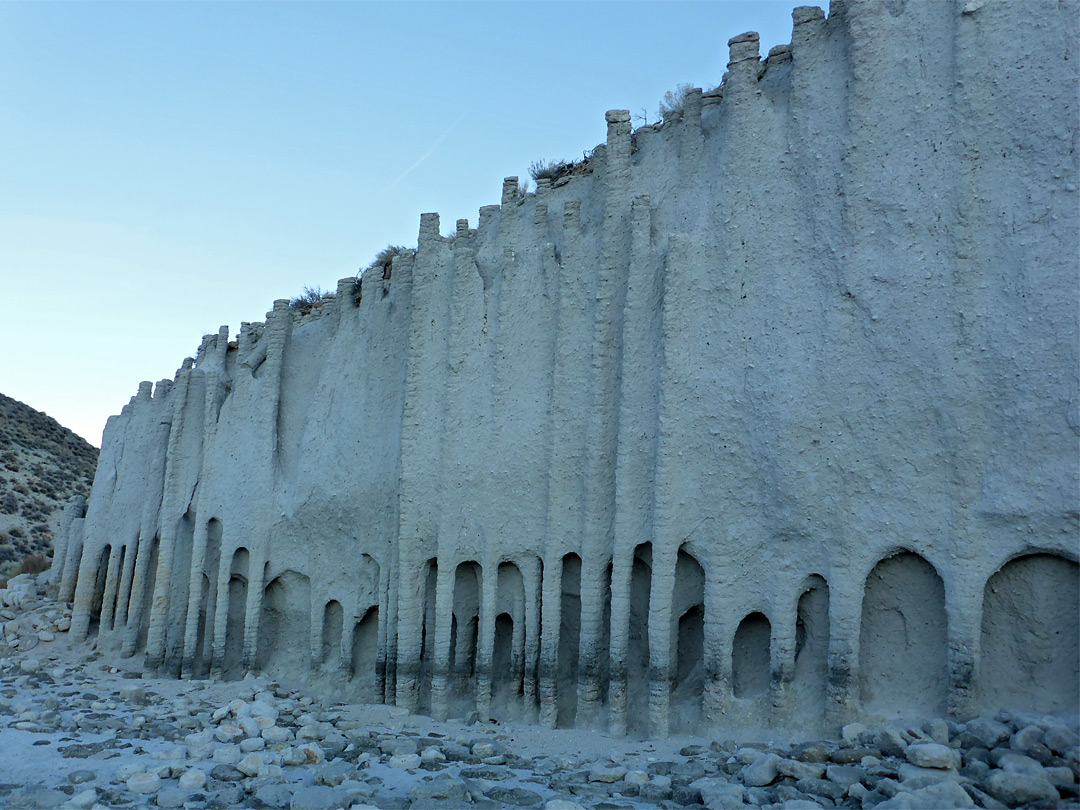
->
0;573;1077;810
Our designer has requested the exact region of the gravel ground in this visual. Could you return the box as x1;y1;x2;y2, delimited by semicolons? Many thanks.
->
1;573;1077;810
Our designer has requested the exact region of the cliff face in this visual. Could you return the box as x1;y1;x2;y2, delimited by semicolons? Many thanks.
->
57;0;1079;738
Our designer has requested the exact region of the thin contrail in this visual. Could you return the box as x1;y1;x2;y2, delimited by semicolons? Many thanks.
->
385;113;466;192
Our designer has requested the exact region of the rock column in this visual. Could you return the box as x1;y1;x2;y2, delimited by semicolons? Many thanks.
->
578;109;633;724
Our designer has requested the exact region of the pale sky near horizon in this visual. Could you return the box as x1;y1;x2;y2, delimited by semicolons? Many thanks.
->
1;1;805;447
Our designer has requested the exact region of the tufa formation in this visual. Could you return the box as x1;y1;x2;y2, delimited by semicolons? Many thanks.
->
52;1;1078;739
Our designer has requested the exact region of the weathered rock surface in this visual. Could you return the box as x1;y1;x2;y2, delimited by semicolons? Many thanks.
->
50;0;1079;745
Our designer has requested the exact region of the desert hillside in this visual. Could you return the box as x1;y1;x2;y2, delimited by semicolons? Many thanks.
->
0;392;97;571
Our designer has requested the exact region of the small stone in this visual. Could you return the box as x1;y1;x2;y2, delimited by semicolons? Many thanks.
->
237;752;264;776
289;785;343;810
842;722;868;743
741;752;780;787
966;717;1011;747
178;768;206;790
241;736;266;752
1044;726;1080;755
1046;765;1076;786
899;762;959;789
906;742;957;769
831;745;881;763
151;745;186;761
409;776;471;802
420;745;445;763
213;744;242;765
388;753;421;769
796;776;846;801
116;762;144;781
262;724;293;744
588;763;627;782
875;780;975;809
486;786;544;806
543;801;587;810
282;746;305;766
314;760;356;787
985;768;1059;807
5;786;66;809
624;770;649;785
876;727;909;758
794;742;830;763
66;788;98;809
155;787;187;808
210;763;244;782
1010;724;1045;754
66;769;96;785
993;751;1044;775
924;718;950;744
255;783;295;808
690;776;744;809
214;722;242;743
825;763;865;790
126;772;161;794
778;758;826;781
37;630;55;642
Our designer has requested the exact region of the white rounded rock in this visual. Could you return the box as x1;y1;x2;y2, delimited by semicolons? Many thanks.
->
126;772;161;794
116;763;144;781
420;746;446;763
213;744;242;765
178;768;207;790
240;736;266;752
388;753;421;769
214;723;242;743
262;725;292;744
68;788;98;809
237;752;264;777
906;742;957;770
588;764;626;783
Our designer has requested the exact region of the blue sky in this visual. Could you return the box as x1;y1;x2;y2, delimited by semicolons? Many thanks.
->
0;1;805;446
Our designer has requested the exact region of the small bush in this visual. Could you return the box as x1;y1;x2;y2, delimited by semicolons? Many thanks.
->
529;158;573;184
362;245;407;282
289;285;332;315
658;82;695;122
18;555;47;575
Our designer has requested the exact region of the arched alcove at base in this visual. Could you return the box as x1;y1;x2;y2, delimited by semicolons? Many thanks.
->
859;552;947;718
981;553;1079;714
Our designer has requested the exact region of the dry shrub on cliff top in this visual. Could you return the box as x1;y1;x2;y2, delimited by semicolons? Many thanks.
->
658;82;695;122
364;245;407;280
529;158;573;184
289;285;332;315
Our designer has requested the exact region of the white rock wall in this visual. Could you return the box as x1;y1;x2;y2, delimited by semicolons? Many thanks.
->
61;0;1078;738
